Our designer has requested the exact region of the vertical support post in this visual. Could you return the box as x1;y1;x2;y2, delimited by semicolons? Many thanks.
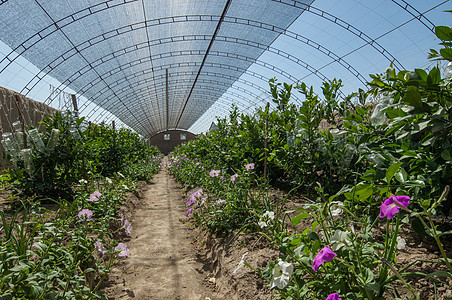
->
166;69;169;131
264;102;269;185
14;94;27;148
71;94;79;119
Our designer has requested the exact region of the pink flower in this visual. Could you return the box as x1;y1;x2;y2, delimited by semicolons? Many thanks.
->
94;241;105;255
217;199;226;205
124;219;132;235
231;173;238;182
245;163;255;170
209;170;220;177
115;243;130;257
78;209;93;220
89;190;101;202
200;197;207;206
186;198;195;207
326;293;342;300
193;189;203;198
186;189;203;207
186;208;192;219
312;245;337;271
379;195;410;219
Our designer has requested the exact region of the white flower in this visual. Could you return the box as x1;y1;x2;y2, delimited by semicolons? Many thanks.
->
330;229;350;251
258;211;275;228
233;252;248;274
258;220;268;228
262;211;275;220
330;201;344;216
397;236;406;250
105;177;112;184
79;179;88;184
271;259;293;289
117;172;125;178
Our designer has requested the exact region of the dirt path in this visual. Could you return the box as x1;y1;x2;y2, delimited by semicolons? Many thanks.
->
103;160;217;299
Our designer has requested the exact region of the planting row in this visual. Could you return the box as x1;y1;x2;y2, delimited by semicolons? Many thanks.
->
168;24;452;300
0;112;162;298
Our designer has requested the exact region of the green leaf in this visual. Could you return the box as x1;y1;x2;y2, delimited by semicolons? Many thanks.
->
291;212;310;226
415;69;428;81
385;162;401;182
438;230;452;237
440;48;452;61
428;67;441;85
354;183;374;200
308;232;320;241
426;270;452;279
435;26;452;41
406;180;425;187
441;149;451;161
9;262;30;272
403;86;422;108
394;168;408;184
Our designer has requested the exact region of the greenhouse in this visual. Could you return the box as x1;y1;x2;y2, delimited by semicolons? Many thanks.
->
0;0;451;299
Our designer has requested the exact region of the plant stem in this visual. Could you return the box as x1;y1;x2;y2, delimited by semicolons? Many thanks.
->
416;214;452;273
380;258;417;299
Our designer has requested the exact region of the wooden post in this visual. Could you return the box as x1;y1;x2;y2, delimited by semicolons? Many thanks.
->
13;94;27;148
264;102;269;185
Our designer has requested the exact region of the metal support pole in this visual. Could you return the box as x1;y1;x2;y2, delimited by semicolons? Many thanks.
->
166;69;169;131
14;94;27;148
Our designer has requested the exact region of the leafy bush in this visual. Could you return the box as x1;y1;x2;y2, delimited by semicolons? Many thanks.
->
2;111;161;201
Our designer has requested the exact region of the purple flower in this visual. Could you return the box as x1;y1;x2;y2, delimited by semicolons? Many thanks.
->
326;293;342;300
312;245;337;271
193;189;203;198
124;219;132;235
209;170;220;177
78;209;93;220
245;163;255;170
186;189;203;207
200;197;207;206
89;190;101;202
115;243;130;257
231;173;238;182
217;199;226;206
186;158;190;161
176;163;179;167
379;195;410;219
186;208;192;219
94;241;105;255
186;198;195;207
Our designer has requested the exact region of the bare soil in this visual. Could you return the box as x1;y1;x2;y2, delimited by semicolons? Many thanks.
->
102;166;219;299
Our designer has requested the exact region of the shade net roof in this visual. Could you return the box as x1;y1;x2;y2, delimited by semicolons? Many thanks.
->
0;0;449;137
